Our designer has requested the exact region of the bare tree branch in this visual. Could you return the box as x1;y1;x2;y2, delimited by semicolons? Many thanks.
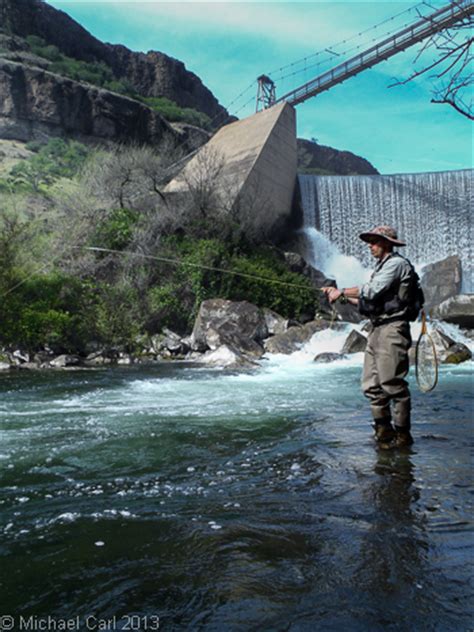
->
389;10;473;120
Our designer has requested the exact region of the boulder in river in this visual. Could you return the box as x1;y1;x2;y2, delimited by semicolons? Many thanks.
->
420;256;462;308
341;329;367;354
263;308;289;336
199;344;260;369
264;319;335;354
430;295;474;329
314;352;345;363
50;354;81;368
442;343;472;365
191;299;268;353
409;325;472;366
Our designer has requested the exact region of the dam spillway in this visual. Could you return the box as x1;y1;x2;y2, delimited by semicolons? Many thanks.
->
298;170;473;291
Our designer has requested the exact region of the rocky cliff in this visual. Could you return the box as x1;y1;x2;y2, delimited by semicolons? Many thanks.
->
0;58;180;146
297;138;379;175
0;0;230;122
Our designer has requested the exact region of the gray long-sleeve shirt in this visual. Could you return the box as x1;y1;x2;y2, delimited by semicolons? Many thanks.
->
360;253;413;322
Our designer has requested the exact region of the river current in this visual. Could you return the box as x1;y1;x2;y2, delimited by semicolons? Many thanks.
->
0;326;472;631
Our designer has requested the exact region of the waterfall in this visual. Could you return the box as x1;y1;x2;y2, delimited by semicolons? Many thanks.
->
298;170;473;291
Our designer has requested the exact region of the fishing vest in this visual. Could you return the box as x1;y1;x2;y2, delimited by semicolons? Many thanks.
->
359;253;424;323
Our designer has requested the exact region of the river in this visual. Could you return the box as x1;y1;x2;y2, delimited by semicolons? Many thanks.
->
0;326;472;631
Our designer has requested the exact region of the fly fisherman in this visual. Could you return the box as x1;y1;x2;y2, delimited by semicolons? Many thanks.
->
322;226;415;450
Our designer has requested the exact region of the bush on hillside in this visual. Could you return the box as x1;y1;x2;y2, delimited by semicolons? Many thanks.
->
140;96;212;129
92;207;140;252
145;237;318;333
9;138;90;192
0;273;91;353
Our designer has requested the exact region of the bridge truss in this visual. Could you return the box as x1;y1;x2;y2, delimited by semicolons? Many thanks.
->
257;0;473;110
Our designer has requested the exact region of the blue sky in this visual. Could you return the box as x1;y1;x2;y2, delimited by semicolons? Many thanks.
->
48;1;472;174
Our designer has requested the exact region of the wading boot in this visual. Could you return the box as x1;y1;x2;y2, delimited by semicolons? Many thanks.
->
378;429;414;450
373;422;396;444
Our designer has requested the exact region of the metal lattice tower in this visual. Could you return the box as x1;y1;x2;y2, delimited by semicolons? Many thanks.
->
256;75;276;112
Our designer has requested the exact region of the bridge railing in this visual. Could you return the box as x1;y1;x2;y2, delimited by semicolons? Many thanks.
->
275;0;473;107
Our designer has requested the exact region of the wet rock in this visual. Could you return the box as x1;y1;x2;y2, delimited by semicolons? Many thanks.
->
314;352;345;363
117;353;133;365
199;344;259;369
84;352;112;367
315;296;362;325
341;329;367;354
50;354;81;368
0;361;11;371
141;334;164;356
160;328;188;355
441;343;472;365
18;362;41;370
333;301;363;324
263;308;289;336
420;256;462;308
430;294;474;329
12;349;29;363
33;351;54;365
409;326;472;366
205;325;264;358
264;319;333;354
191;299;268;353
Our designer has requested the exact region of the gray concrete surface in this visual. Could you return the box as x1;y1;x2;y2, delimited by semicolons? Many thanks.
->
165;102;297;240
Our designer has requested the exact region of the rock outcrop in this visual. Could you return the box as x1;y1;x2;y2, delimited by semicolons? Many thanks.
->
0;59;178;145
341;329;367;354
297;138;379;176
0;0;230;122
191;299;268;359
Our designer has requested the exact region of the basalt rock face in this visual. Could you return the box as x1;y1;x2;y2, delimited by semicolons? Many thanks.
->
107;46;229;123
0;0;230;122
0;59;178;145
297;138;379;176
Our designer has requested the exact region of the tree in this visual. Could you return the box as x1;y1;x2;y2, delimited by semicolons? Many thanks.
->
82;139;182;210
390;8;473;120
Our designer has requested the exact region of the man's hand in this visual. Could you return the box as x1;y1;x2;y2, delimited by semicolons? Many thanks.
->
321;286;344;304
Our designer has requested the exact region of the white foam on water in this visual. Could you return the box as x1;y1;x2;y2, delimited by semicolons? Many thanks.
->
302;227;371;287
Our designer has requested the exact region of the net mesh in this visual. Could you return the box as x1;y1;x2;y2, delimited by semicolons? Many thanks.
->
416;334;438;393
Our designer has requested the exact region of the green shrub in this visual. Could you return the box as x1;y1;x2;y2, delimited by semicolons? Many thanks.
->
93;207;139;252
8;138;90;192
26;35;46;48
0;274;92;353
25;140;45;153
145;237;318;333
93;283;142;351
139;96;212;129
103;79;137;97
0;178;11;193
225;250;318;318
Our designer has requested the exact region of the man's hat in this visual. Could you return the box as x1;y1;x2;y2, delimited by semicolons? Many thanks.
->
359;225;406;247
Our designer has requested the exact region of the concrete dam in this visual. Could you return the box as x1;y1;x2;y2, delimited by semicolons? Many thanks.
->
166;102;472;291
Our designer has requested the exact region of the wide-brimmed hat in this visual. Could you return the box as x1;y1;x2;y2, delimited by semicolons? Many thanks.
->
359;225;406;247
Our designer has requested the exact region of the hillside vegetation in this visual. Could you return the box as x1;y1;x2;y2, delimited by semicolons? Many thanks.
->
0;139;319;355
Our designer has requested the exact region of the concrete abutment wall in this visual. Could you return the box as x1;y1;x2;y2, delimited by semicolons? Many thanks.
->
165;102;297;241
